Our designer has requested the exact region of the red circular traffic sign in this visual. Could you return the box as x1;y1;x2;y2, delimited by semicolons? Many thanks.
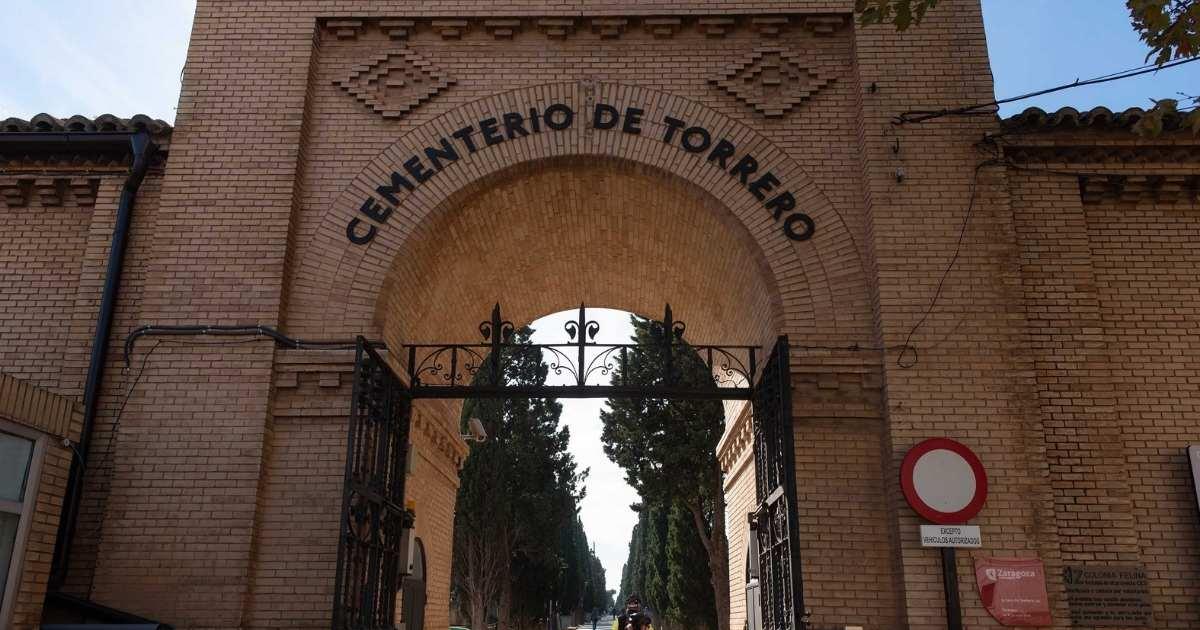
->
900;438;987;525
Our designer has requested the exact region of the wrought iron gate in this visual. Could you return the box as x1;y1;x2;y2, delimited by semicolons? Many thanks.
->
752;336;806;630
332;307;802;630
334;338;413;630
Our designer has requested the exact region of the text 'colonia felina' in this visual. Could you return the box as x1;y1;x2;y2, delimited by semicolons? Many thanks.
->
346;102;816;245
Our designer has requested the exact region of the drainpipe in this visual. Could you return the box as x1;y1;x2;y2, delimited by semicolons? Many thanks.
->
33;131;155;589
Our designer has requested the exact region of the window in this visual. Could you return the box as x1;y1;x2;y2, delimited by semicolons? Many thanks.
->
0;423;44;627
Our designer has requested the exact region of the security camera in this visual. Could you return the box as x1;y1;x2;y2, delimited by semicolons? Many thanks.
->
463;417;488;443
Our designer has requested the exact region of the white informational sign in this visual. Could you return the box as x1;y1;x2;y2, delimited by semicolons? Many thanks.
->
920;524;982;548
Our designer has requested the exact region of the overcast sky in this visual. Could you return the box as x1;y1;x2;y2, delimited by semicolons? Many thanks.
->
2;0;1196;595
529;309;640;598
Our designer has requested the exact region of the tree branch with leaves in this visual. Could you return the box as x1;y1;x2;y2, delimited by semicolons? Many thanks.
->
857;0;1200;135
601;316;728;630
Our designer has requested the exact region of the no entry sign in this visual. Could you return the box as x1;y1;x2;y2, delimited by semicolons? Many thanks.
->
901;438;988;525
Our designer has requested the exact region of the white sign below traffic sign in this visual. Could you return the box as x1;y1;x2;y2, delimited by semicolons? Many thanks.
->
920;525;982;548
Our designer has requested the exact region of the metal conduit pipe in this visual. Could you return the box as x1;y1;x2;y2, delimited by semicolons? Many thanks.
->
36;130;156;589
120;324;379;366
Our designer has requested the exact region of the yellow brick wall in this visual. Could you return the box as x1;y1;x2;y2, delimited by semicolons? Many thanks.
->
2;2;1197;629
720;410;756;630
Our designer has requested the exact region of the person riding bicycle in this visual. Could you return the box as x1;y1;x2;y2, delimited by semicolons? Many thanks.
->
613;594;652;630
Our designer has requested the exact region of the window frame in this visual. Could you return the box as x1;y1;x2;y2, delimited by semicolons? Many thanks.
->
0;420;47;629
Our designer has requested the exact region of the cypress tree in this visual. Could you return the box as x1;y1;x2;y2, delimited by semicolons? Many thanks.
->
641;505;670;623
667;502;718;630
601;316;731;630
452;327;587;630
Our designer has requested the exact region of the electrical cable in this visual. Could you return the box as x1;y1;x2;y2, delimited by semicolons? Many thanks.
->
895;56;1200;125
84;339;161;595
122;324;378;368
896;158;999;368
102;333;361;492
728;156;1003;368
98;330;380;495
111;340;163;439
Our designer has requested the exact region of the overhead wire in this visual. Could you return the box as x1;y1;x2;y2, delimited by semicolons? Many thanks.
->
895;158;1000;368
878;55;1199;365
894;56;1200;125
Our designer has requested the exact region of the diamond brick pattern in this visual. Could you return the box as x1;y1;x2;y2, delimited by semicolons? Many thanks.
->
708;45;832;118
336;48;454;119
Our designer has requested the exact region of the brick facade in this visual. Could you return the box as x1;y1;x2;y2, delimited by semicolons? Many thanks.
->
1;1;1199;629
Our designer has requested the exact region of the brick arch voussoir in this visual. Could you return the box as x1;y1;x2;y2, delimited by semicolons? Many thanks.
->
299;82;863;342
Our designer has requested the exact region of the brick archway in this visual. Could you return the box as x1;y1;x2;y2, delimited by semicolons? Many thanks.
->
287;81;869;347
376;155;782;351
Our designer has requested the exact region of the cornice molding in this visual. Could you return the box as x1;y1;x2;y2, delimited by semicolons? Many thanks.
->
1078;173;1200;205
0;176;101;208
717;402;754;473
1003;144;1200;166
318;13;849;42
412;408;470;470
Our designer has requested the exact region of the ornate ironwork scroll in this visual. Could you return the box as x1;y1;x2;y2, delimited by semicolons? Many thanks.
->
404;303;757;399
752;336;806;630
333;338;413;630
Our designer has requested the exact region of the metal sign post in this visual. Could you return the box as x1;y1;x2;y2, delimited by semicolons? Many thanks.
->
940;548;963;630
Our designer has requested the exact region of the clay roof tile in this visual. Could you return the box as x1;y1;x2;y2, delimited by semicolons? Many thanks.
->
1002;104;1189;133
0;113;171;137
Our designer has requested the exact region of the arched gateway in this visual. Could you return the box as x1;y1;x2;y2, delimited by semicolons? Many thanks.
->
296;83;871;630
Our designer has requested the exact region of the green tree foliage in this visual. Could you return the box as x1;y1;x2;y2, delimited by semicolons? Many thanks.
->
452;327;601;630
616;507;668;618
616;501;718;630
856;0;1200;135
554;514;609;622
855;0;939;30
1128;0;1200;63
617;516;643;608
641;504;670;617
857;0;1199;63
601;316;731;630
666;503;718;630
587;548;610;615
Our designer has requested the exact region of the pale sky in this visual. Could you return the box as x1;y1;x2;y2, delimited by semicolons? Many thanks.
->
3;0;1197;595
2;1;1196;124
529;309;640;596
